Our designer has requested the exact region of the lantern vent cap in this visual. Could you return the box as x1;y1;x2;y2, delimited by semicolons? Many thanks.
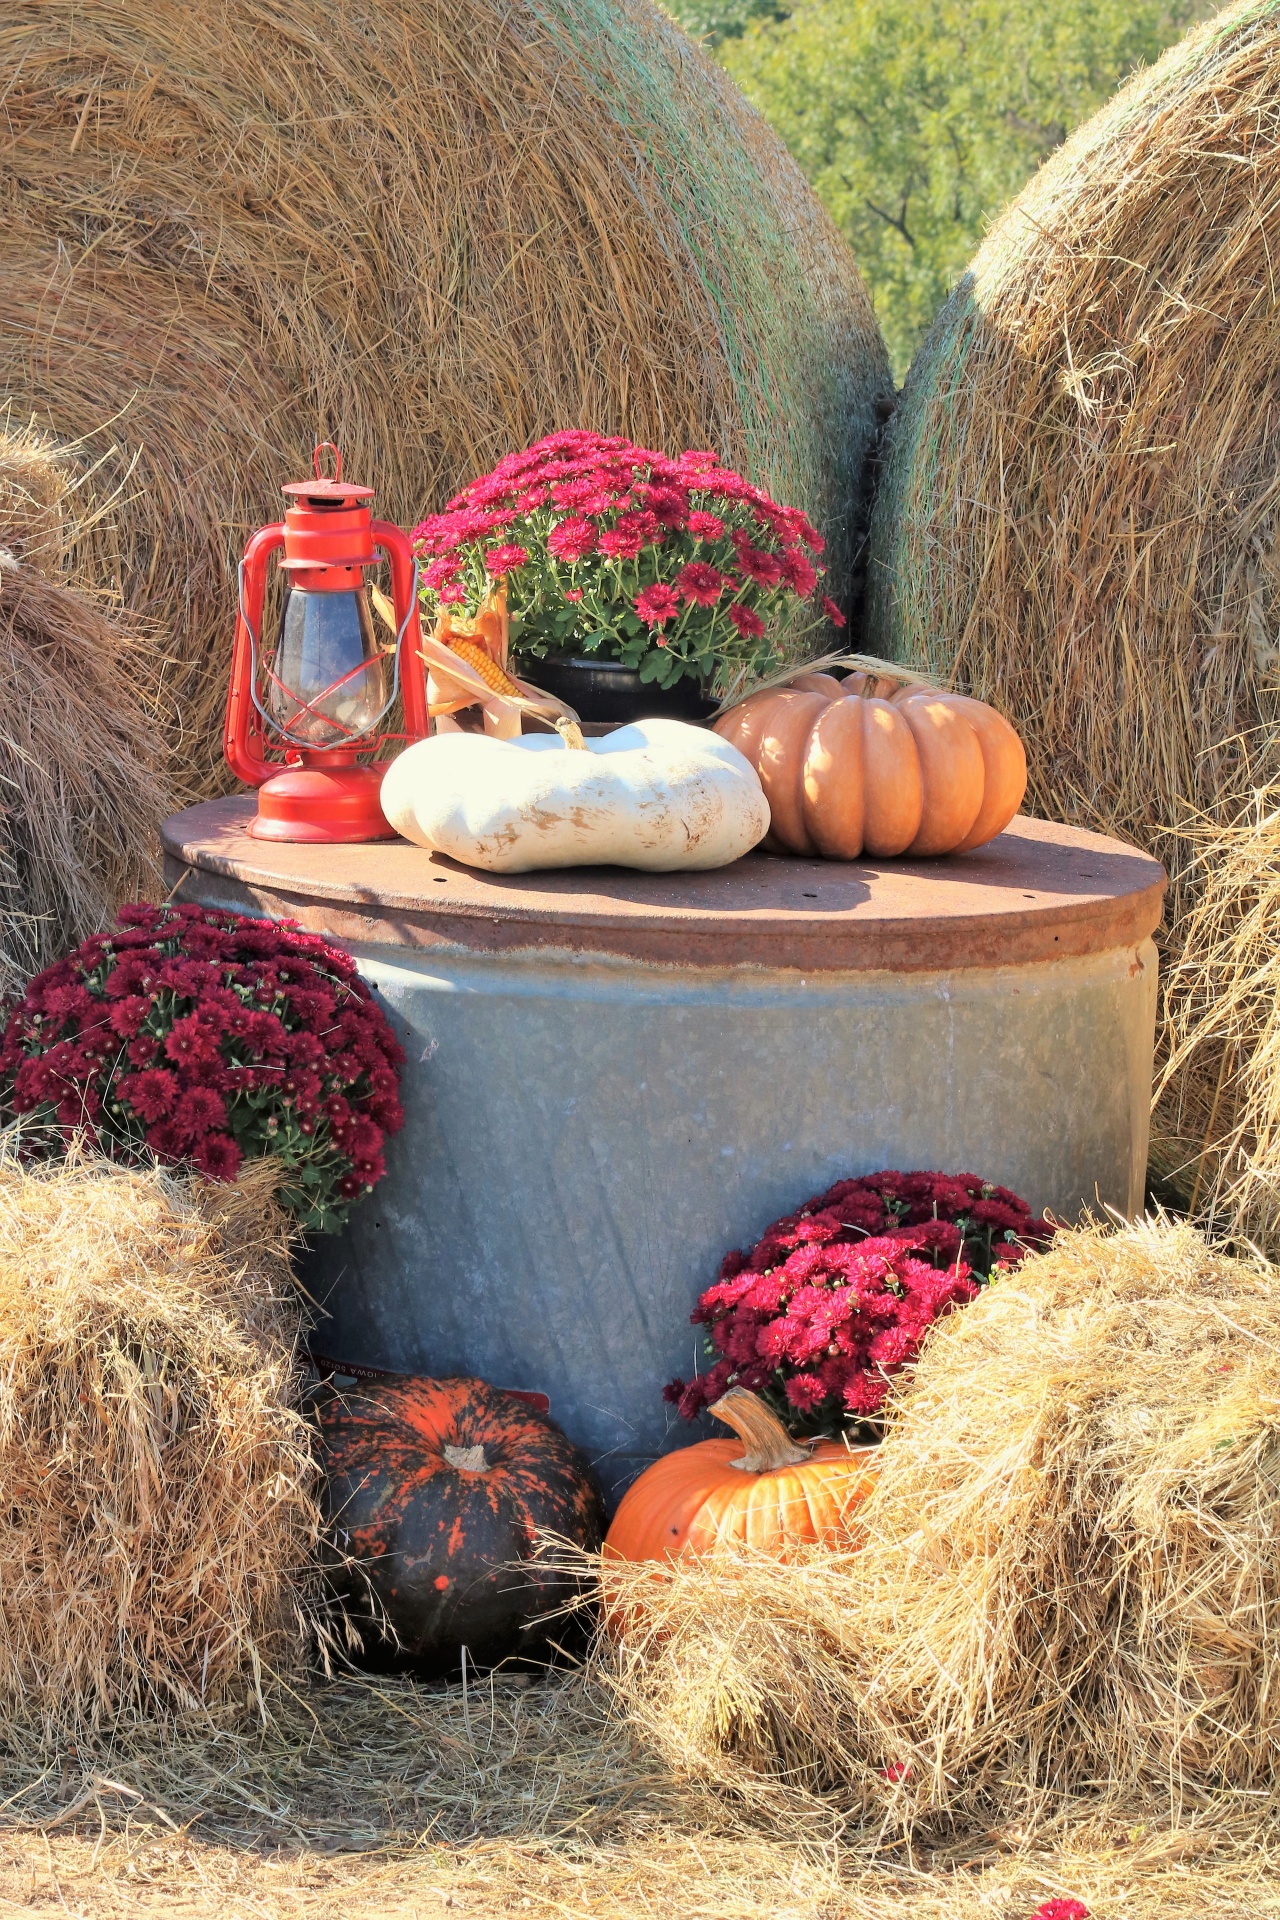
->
281;442;374;509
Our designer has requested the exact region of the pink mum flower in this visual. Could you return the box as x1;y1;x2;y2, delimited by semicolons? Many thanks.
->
422;555;460;591
676;561;725;607
551;477;617;513
193;1132;243;1182
728;603;765;638
599;510;662;561
484;544;529;574
779;547;818;596
636;483;689;527
734;545;784;589
783;1372;827;1412
634;583;680;628
665;1170;1052;1440
174;1085;229;1139
547;516;597;563
417;434;831;695
0;905;405;1233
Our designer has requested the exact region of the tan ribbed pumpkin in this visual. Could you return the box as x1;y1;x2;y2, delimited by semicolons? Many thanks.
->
713;670;1026;859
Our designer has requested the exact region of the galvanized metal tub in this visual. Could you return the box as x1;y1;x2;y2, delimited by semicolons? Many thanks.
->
163;801;1164;1508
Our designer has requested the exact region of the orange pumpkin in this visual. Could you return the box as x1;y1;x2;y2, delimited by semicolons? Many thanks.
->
713;669;1026;859
604;1388;878;1563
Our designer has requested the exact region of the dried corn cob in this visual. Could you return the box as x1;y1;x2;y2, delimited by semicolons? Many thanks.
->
444;634;523;699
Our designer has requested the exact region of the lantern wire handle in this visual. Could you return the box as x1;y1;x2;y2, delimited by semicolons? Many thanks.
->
313;442;343;483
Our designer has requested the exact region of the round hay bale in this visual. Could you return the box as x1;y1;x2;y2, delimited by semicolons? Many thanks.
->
1157;781;1280;1251
867;0;1280;874
863;0;1280;1206
603;1218;1280;1830
0;1149;320;1738
0;0;890;795
0;423;168;997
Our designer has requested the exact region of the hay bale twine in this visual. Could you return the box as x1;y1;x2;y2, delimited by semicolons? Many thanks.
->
0;0;890;795
604;1218;1280;1830
864;0;1280;1204
0;1149;319;1737
0;423;167;996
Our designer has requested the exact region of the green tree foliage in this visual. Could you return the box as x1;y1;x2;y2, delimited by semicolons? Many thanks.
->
676;0;791;46
673;0;1212;374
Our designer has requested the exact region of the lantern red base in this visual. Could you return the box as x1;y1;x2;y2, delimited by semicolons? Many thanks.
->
248;764;397;843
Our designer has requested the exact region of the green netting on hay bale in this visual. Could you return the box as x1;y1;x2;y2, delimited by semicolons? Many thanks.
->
864;0;1280;1209
0;0;890;797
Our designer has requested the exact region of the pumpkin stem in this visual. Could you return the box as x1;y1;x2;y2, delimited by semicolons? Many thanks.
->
709;1388;811;1473
554;716;588;751
443;1442;489;1474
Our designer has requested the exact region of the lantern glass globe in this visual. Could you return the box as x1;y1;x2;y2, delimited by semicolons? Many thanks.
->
268;585;389;747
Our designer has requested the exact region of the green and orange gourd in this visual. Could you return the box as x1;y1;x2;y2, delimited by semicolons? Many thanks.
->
315;1374;605;1672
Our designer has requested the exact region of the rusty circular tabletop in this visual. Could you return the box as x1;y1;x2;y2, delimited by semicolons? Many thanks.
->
162;798;1165;973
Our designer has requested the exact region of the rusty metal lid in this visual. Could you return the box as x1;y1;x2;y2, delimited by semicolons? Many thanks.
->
161;799;1165;973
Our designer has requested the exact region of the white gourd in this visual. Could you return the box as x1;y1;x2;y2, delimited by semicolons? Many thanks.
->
380;718;769;873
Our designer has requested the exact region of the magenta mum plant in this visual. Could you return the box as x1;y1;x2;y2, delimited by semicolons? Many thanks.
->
411;429;845;695
0;904;404;1232
666;1170;1054;1440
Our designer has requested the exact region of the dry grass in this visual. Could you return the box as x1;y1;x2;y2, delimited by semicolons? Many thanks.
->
0;1667;1274;1916
0;1144;321;1739
863;0;1280;1211
600;1219;1280;1840
0;0;890;798
0;422;167;995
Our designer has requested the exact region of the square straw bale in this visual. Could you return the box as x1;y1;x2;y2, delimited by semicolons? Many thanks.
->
0;1145;321;1739
601;1218;1280;1838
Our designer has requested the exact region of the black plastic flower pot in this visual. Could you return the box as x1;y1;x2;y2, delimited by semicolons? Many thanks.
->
525;656;718;726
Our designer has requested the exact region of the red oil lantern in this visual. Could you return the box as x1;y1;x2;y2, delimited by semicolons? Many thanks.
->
223;444;428;842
